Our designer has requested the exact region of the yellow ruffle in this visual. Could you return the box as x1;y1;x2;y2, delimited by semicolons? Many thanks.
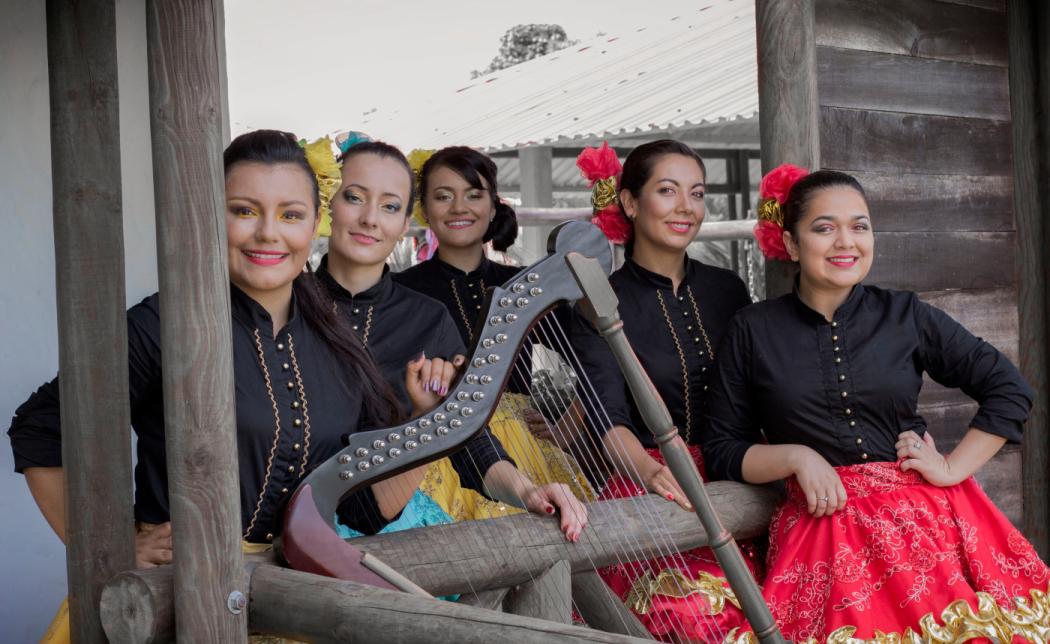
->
624;568;740;616
726;584;1050;644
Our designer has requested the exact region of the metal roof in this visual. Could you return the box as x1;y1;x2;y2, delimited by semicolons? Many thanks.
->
361;0;757;152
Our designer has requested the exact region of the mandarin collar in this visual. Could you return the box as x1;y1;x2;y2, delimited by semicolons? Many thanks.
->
316;254;393;305
230;282;300;333
430;253;493;280
622;255;695;291
789;276;866;326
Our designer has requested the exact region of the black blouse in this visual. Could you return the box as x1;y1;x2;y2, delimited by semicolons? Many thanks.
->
8;284;398;541
572;256;752;448
701;284;1034;483
317;257;511;492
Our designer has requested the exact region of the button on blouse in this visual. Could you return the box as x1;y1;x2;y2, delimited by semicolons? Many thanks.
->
571;257;752;447
701;284;1034;483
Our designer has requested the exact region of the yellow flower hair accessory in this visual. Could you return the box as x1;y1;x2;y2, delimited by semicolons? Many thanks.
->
300;136;342;238
407;148;435;226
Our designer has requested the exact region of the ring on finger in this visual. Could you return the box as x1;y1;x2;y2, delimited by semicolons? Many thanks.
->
818;496;829;503
912;440;922;449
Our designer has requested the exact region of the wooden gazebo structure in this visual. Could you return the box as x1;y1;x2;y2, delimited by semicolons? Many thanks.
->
45;0;1048;641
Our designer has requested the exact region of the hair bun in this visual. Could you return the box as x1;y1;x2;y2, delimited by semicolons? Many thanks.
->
486;200;518;252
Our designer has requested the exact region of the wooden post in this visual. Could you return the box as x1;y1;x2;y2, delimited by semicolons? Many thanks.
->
45;1;136;641
571;571;650;638
145;0;246;640
754;0;820;297
1008;0;1050;559
519;145;555;264
505;560;572;624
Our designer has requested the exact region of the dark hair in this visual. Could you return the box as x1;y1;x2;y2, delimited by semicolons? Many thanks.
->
782;170;868;236
223;129;403;425
419;146;518;252
338;141;415;218
618;139;707;254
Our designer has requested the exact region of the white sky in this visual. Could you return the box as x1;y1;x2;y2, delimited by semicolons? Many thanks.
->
225;0;707;147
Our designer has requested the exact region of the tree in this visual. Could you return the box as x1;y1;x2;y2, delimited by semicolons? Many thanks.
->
471;24;578;79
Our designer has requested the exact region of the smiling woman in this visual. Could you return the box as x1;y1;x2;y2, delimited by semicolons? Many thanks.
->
702;166;1049;642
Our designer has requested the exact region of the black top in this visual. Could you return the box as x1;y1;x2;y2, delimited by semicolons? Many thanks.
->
8;284;398;541
572;256;752;447
700;284;1034;483
317;257;511;492
395;254;538;393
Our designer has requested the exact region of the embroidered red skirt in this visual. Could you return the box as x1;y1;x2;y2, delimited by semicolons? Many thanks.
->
739;461;1050;643
597;446;764;642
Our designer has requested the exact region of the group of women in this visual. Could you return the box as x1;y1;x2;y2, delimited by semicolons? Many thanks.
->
8;128;1049;643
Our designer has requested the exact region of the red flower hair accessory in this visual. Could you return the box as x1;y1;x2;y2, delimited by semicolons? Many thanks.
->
754;163;809;261
576;142;629;243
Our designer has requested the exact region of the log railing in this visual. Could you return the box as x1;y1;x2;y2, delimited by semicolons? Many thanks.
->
99;482;779;642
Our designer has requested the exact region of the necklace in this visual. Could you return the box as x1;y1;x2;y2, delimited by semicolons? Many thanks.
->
655;285;714;442
244;329;312;540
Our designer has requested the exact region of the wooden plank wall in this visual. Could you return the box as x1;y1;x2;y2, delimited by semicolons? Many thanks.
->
813;0;1024;524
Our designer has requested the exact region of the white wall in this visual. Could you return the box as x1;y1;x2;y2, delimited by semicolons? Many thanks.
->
0;0;156;640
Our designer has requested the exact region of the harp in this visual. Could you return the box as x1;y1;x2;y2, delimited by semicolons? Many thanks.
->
279;221;784;642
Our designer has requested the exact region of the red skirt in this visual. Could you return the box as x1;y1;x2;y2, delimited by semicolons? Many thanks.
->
597;446;764;642
734;461;1050;643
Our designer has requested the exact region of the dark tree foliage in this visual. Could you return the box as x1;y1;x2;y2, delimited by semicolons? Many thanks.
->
472;24;579;79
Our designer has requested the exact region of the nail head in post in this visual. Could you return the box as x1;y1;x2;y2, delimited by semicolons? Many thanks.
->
505;313;518;323
387;432;401;442
499;297;512;307
432;412;447;422
404;426;418;436
461;407;474;417
480;375;493;384
489;315;503;325
227;590;247;615
420;433;432;443
516;297;529;308
405;440;419;450
527;272;540;282
529;287;542;297
445;402;460;412
372;440;386;450
388;448;401;458
338;454;352;464
339;470;354;480
450;419;463;428
357;461;371;471
472;391;485;401
418;418;432;429
473;358;486;368
495;333;508;343
482;338;495;349
512;283;525;293
355;447;369;457
464;374;479;385
371;455;385;465
457;391;469;401
437;426;449;436
487;354;500;364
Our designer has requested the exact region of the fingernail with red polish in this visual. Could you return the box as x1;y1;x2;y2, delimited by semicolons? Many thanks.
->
545;506;555;515
666;493;674;501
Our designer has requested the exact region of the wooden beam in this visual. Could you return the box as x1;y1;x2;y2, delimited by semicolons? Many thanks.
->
571;571;650;638
98;483;780;640
458;586;510;611
505;560;572;624
1008;0;1050;559
755;0;819;297
144;0;246;640
44;1;135;641
102;564;652;644
518;146;555;264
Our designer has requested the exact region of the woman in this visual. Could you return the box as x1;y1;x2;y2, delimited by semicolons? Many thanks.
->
703;165;1049;642
317;138;586;538
570;140;759;642
395;145;597;499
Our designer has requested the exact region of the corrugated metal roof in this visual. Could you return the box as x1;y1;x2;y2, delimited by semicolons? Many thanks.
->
361;0;757;152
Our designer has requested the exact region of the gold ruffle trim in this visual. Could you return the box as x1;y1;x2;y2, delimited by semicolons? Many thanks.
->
592;176;618;211
625;569;740;616
725;584;1050;644
757;198;783;227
